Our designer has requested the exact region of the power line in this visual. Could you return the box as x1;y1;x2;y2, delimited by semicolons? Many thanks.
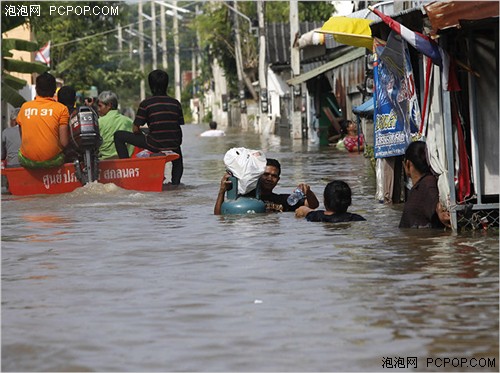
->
52;2;194;48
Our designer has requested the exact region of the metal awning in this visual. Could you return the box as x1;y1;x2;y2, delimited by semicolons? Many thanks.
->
352;97;374;117
286;48;366;85
424;1;499;34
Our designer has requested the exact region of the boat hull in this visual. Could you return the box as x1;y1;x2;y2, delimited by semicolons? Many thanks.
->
2;154;179;196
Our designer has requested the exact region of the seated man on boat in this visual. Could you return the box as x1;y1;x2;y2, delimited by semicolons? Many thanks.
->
214;158;320;214
114;69;185;186
97;91;134;159
57;85;81;163
17;72;70;169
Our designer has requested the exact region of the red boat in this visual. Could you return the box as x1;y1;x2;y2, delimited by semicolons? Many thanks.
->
2;153;180;196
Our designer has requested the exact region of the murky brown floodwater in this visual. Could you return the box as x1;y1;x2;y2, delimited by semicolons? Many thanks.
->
2;124;498;371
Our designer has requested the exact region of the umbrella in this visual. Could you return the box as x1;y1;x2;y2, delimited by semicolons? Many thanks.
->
319;16;373;50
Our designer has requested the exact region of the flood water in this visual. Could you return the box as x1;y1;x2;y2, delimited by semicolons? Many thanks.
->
2;124;498;372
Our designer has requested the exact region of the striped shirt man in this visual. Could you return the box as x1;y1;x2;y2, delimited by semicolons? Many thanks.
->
134;95;184;152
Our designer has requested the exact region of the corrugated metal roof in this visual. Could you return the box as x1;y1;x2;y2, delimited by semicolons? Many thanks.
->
302;61;323;74
286;48;366;85
266;21;325;65
424;1;499;34
266;22;290;65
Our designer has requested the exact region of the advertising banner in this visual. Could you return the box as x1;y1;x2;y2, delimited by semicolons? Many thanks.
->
373;32;421;158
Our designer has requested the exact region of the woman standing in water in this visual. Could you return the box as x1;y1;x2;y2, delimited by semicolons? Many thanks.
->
399;141;450;229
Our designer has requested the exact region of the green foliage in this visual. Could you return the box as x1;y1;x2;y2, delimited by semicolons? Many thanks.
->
3;59;48;74
364;144;375;169
2;38;39;56
203;109;213;124
299;1;335;21
265;1;335;22
195;2;238;92
31;1;130;90
180;80;194;123
1;0;337;110
265;2;289;22
3;74;27;91
1;5;28;34
194;1;335;102
1;8;48;107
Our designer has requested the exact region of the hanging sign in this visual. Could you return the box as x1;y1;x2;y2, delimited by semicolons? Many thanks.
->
373;32;421;158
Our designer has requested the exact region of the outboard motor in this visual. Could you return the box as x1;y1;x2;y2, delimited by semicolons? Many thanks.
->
221;176;266;215
69;106;102;185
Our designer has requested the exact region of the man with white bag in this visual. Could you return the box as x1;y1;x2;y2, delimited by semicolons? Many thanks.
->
214;151;319;214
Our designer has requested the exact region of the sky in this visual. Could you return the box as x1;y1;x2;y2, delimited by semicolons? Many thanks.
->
332;1;354;16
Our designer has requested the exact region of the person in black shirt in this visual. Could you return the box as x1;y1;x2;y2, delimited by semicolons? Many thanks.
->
114;69;185;185
296;180;366;223
57;86;80;163
399;141;450;228
57;86;77;116
214;158;319;214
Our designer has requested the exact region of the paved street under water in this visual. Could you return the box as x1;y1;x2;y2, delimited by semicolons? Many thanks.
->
2;123;498;371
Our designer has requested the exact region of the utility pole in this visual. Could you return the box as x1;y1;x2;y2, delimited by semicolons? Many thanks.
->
194;3;201;75
233;1;248;130
195;3;203;124
128;24;133;60
191;45;196;97
223;1;258;101
151;0;157;70
160;5;167;69
257;0;269;134
289;0;302;139
156;0;190;99
139;0;146;100
173;0;181;101
117;23;123;52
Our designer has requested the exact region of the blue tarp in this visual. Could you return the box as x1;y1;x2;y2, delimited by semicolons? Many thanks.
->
352;97;374;116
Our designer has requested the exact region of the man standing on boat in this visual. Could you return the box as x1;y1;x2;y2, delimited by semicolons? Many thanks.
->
17;72;70;168
114;69;185;186
2;108;21;168
97;91;134;159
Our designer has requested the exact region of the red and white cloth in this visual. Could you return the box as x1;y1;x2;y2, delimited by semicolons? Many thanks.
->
35;41;50;66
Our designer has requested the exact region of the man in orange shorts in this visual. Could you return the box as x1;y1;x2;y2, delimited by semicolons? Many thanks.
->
17;72;70;168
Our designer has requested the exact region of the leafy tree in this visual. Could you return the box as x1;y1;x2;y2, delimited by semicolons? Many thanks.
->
1;10;48;107
31;2;134;91
2;0;336;113
298;1;335;22
194;1;335;100
265;1;334;22
2;1;143;110
195;2;238;94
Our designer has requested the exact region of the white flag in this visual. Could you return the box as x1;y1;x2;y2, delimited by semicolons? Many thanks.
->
35;41;50;66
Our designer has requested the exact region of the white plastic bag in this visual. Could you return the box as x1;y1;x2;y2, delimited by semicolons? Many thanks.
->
223;147;266;195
